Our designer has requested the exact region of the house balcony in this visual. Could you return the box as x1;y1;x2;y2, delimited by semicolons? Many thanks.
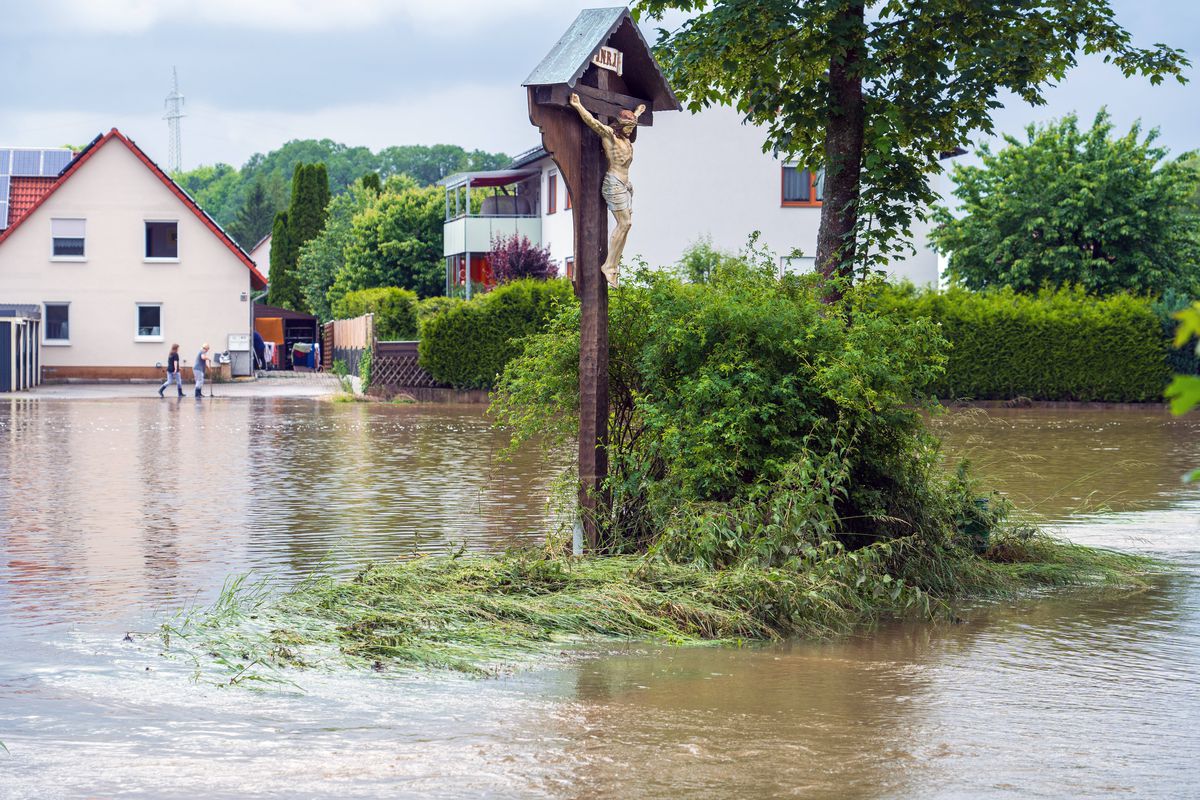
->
441;167;543;297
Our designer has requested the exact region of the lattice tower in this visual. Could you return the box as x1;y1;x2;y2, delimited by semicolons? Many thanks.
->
163;67;185;173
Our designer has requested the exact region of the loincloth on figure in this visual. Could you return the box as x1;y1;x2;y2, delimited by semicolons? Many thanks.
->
601;172;633;212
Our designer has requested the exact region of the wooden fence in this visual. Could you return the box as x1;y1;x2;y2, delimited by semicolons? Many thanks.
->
325;313;445;391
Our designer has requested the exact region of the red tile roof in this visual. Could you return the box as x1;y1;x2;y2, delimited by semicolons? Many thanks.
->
0;129;268;290
7;177;57;228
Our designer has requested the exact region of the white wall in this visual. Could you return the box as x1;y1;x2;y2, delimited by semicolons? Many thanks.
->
0;139;253;369
539;162;576;270
530;105;944;286
250;235;271;274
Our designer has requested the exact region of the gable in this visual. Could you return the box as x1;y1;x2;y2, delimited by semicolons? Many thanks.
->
0;130;266;289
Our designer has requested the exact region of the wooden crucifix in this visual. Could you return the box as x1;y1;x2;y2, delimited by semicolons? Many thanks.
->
524;8;680;552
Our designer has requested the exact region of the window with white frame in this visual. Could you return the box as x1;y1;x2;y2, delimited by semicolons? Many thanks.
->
145;221;178;259
136;304;162;340
51;218;86;257
44;303;70;343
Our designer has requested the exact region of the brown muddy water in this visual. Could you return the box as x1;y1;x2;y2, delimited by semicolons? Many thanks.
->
1;399;1198;799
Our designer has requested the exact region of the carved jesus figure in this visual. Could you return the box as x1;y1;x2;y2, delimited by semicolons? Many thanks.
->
569;92;646;287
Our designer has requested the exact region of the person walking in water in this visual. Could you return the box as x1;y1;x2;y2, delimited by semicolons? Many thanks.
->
158;343;184;398
193;343;211;398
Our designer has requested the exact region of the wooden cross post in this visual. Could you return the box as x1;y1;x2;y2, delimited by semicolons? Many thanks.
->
523;8;680;553
527;88;612;552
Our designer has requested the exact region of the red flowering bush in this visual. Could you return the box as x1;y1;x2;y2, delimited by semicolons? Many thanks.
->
489;234;558;284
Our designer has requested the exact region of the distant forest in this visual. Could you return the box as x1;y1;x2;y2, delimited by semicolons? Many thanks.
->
173;139;510;249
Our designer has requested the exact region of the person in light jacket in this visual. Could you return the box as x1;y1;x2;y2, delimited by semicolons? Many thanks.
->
158;343;184;397
193;343;210;398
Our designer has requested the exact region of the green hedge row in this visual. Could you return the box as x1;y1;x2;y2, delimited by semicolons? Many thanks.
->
419;279;575;389
332;287;418;340
875;285;1170;402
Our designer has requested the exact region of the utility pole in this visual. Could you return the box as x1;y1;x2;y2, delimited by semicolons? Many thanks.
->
164;67;185;173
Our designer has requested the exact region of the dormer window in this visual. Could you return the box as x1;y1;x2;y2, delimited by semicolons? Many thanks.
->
145;221;178;260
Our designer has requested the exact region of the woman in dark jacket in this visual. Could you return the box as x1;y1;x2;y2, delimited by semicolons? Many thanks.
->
158;344;184;397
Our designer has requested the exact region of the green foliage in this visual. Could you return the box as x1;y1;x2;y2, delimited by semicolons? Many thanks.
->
266;210;303;309
492;258;972;565
359;345;373;394
288;163;331;256
360;172;382;193
415;296;464;333
296;186;375;320
1165;302;1200;416
1153;289;1200;377
226;177;276;250
934;111;1200;295
174;139;508;231
675;236;743;283
874;284;1170;402
329;180;445;302
332;287;418;341
634;0;1188;279
419;279;575;389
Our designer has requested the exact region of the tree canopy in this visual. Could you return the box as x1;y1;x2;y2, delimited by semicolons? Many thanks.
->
175;139;508;234
933;111;1200;295
634;0;1188;298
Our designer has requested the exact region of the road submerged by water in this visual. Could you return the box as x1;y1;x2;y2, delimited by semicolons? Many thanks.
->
1;401;1197;799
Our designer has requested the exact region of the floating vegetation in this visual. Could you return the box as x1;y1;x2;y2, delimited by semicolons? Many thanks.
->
158;530;1156;685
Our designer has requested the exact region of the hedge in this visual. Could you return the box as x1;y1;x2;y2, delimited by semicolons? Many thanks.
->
332;287;418;340
875;285;1170;402
419;279;575;389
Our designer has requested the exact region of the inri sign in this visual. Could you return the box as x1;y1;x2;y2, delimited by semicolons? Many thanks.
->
591;46;623;76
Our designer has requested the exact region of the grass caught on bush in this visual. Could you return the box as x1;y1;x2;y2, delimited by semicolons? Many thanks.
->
160;528;1154;683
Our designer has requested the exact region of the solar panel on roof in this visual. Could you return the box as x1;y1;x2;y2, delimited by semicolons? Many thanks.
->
42;150;72;175
0;150;10;176
11;150;40;175
0;201;8;230
0;176;9;203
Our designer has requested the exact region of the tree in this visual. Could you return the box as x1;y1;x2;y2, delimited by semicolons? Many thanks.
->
329;179;446;303
932;111;1200;295
271;163;332;312
267;210;304;309
360;172;382;193
488;234;557;284
297;185;375;319
634;0;1188;300
227;177;277;250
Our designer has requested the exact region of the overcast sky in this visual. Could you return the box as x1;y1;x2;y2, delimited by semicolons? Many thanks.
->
1;0;1196;170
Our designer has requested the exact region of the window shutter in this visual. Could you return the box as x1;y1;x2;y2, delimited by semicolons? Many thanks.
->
52;218;86;237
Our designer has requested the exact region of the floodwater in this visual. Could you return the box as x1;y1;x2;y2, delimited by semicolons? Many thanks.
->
1;400;1198;799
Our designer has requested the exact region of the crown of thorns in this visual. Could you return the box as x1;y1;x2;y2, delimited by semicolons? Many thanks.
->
618;109;638;123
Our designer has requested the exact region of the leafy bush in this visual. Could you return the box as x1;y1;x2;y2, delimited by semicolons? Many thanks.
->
491;259;983;569
874;284;1169;402
489;234;558;284
419;279;575;389
1154;289;1200;378
933;110;1200;295
332;287;418;340
415;296;464;334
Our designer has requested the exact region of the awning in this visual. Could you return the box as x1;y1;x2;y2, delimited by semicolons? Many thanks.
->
441;169;541;190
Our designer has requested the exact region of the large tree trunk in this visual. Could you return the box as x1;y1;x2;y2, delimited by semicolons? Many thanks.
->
815;0;866;303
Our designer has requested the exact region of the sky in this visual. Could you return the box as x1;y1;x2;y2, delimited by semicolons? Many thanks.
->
1;0;1197;171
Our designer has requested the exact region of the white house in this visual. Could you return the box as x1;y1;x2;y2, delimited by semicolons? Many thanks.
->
249;233;271;278
443;105;952;291
0;129;267;381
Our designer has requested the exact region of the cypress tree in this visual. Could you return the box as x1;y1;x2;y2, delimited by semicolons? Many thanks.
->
288;163;330;255
267;210;304;309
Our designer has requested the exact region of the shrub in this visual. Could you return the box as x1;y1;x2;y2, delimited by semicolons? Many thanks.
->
332;287;418;341
488;234;558;284
415;296;464;334
491;260;976;567
874;284;1169;402
419;279;575;389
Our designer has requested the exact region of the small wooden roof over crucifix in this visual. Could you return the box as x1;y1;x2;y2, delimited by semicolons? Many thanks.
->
523;6;681;126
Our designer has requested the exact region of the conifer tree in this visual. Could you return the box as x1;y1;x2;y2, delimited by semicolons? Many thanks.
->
228;178;276;250
267;210;304;309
